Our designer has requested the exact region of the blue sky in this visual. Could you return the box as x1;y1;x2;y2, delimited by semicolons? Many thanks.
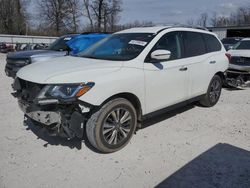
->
120;0;250;24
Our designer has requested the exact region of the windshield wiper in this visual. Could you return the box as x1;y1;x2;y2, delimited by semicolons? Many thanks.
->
80;55;100;59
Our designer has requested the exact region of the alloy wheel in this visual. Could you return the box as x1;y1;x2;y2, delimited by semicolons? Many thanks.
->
209;79;221;103
102;108;132;145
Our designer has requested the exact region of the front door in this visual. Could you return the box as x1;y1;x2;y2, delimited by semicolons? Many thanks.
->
144;32;189;114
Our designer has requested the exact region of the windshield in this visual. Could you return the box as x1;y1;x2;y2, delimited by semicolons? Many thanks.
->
234;40;250;50
78;33;155;61
221;38;241;45
48;36;73;51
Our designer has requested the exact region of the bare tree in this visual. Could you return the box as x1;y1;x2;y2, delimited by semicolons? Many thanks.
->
0;0;27;34
236;7;250;25
82;0;122;32
186;18;195;26
210;12;218;26
196;13;208;27
66;0;82;33
83;0;94;31
210;5;250;27
106;0;122;32
38;0;70;35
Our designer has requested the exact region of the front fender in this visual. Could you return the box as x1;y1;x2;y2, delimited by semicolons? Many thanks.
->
78;67;145;114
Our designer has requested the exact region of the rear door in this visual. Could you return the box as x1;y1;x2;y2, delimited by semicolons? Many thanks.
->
181;31;214;98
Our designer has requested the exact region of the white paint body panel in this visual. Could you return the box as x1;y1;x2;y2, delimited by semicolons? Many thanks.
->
228;49;250;58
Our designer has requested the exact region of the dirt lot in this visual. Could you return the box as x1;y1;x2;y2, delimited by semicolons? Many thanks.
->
0;53;250;188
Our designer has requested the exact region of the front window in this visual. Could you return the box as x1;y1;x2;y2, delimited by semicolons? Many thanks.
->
78;33;155;61
48;36;73;51
234;40;250;50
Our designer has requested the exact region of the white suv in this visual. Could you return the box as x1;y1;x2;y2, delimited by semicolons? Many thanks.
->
13;26;228;153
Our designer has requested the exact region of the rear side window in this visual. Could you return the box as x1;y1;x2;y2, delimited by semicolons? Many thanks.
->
203;34;222;52
182;31;206;57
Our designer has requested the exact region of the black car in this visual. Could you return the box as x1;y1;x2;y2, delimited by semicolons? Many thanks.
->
5;34;78;78
221;37;243;51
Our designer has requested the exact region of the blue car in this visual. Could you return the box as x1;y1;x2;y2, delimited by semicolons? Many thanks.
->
67;33;109;55
5;33;109;78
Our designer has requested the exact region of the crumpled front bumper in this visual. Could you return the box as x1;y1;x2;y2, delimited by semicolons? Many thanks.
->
12;77;93;139
18;100;61;125
17;99;88;139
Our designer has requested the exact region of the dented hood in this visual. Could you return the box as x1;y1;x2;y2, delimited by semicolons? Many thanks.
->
17;56;123;84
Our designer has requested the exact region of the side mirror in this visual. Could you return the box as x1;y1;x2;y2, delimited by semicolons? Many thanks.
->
151;50;171;61
228;46;233;50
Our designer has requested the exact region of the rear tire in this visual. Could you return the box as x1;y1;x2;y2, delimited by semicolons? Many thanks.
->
86;98;137;153
199;75;222;107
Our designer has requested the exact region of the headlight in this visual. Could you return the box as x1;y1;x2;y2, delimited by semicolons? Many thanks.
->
37;82;95;100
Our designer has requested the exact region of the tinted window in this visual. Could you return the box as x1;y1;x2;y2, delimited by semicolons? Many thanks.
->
234;40;250;50
48;36;73;51
182;31;206;57
221;38;241;45
147;32;182;61
203;34;222;52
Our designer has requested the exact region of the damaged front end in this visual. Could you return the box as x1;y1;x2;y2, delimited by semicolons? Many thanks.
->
225;69;250;88
225;56;250;88
12;78;95;139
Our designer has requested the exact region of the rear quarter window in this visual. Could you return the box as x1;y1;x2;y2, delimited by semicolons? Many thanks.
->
182;31;206;58
203;34;222;52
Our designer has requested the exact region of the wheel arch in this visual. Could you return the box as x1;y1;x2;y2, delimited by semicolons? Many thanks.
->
99;92;143;127
215;71;226;84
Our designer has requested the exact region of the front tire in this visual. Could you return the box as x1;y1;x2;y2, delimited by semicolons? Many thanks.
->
199;75;222;107
86;98;137;153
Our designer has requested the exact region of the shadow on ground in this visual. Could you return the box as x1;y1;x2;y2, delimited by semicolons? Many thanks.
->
141;103;195;129
156;143;250;188
23;117;101;152
23;102;196;151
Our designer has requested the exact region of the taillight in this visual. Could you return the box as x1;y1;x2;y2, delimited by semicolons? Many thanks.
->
225;53;231;63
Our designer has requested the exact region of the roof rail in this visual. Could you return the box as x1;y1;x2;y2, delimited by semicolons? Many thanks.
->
155;23;209;31
173;24;209;31
80;32;112;35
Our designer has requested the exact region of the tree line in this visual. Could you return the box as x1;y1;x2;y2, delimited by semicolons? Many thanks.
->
0;0;124;36
0;0;250;36
187;6;250;27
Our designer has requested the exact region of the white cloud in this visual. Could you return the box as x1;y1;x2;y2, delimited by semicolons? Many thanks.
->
220;2;237;9
170;10;183;15
217;2;239;17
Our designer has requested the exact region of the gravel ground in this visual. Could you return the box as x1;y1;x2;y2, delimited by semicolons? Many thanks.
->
0;53;250;188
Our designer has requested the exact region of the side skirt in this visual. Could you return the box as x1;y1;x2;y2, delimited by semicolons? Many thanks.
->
141;95;205;124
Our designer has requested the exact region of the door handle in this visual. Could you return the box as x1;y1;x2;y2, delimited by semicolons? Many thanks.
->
179;67;188;71
210;61;216;64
